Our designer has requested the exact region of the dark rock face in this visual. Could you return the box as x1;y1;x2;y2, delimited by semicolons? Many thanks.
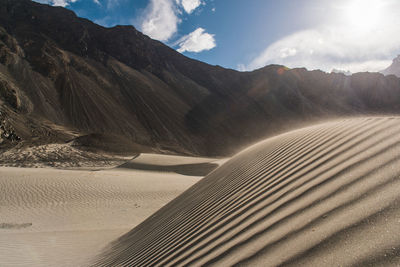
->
382;55;400;78
0;110;21;145
1;0;400;156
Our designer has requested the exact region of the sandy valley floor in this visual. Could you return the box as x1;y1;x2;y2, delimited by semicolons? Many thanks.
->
0;153;220;266
5;118;400;267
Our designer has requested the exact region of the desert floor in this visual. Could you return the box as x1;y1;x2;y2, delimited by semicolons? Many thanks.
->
0;153;222;266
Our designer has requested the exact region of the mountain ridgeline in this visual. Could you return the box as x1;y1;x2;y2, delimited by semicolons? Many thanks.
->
382;55;400;78
1;0;400;156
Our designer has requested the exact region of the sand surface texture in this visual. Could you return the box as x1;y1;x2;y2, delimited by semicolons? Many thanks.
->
0;153;218;266
93;117;400;266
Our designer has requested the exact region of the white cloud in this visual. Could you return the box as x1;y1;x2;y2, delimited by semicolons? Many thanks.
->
176;0;202;14
51;0;74;6
139;0;211;49
243;0;400;73
33;0;99;7
176;27;216;53
141;0;180;41
33;0;76;7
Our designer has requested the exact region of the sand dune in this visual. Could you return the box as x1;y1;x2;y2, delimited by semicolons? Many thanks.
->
0;153;218;266
93;117;400;266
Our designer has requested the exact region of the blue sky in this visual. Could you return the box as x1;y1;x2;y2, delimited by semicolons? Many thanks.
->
34;0;400;73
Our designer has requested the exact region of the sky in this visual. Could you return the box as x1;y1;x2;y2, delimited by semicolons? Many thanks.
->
34;0;400;73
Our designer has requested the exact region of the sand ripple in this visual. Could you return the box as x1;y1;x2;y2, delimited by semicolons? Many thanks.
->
0;166;201;266
93;117;400;266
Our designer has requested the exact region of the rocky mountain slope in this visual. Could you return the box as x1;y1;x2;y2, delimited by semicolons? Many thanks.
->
382;55;400;78
1;0;400;156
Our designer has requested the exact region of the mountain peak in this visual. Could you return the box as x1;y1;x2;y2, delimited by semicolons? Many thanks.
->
381;55;400;77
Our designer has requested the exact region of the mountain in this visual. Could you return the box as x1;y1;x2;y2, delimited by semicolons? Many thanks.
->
381;55;400;77
2;0;400;156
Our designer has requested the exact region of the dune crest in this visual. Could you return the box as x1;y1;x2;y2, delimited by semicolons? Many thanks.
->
93;117;400;266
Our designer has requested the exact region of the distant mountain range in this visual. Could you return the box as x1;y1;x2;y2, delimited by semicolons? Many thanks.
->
2;0;400;156
381;55;400;78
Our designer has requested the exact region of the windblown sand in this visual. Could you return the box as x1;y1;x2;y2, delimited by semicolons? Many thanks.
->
93;117;400;266
0;153;219;266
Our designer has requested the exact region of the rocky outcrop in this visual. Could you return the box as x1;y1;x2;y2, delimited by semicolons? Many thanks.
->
0;109;20;145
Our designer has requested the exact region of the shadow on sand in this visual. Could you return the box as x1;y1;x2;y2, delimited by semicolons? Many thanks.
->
117;161;219;176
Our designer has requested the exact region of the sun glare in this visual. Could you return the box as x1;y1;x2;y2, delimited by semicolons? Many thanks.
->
343;0;384;31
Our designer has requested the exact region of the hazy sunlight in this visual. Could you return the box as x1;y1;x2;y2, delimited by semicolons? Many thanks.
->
344;0;384;31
